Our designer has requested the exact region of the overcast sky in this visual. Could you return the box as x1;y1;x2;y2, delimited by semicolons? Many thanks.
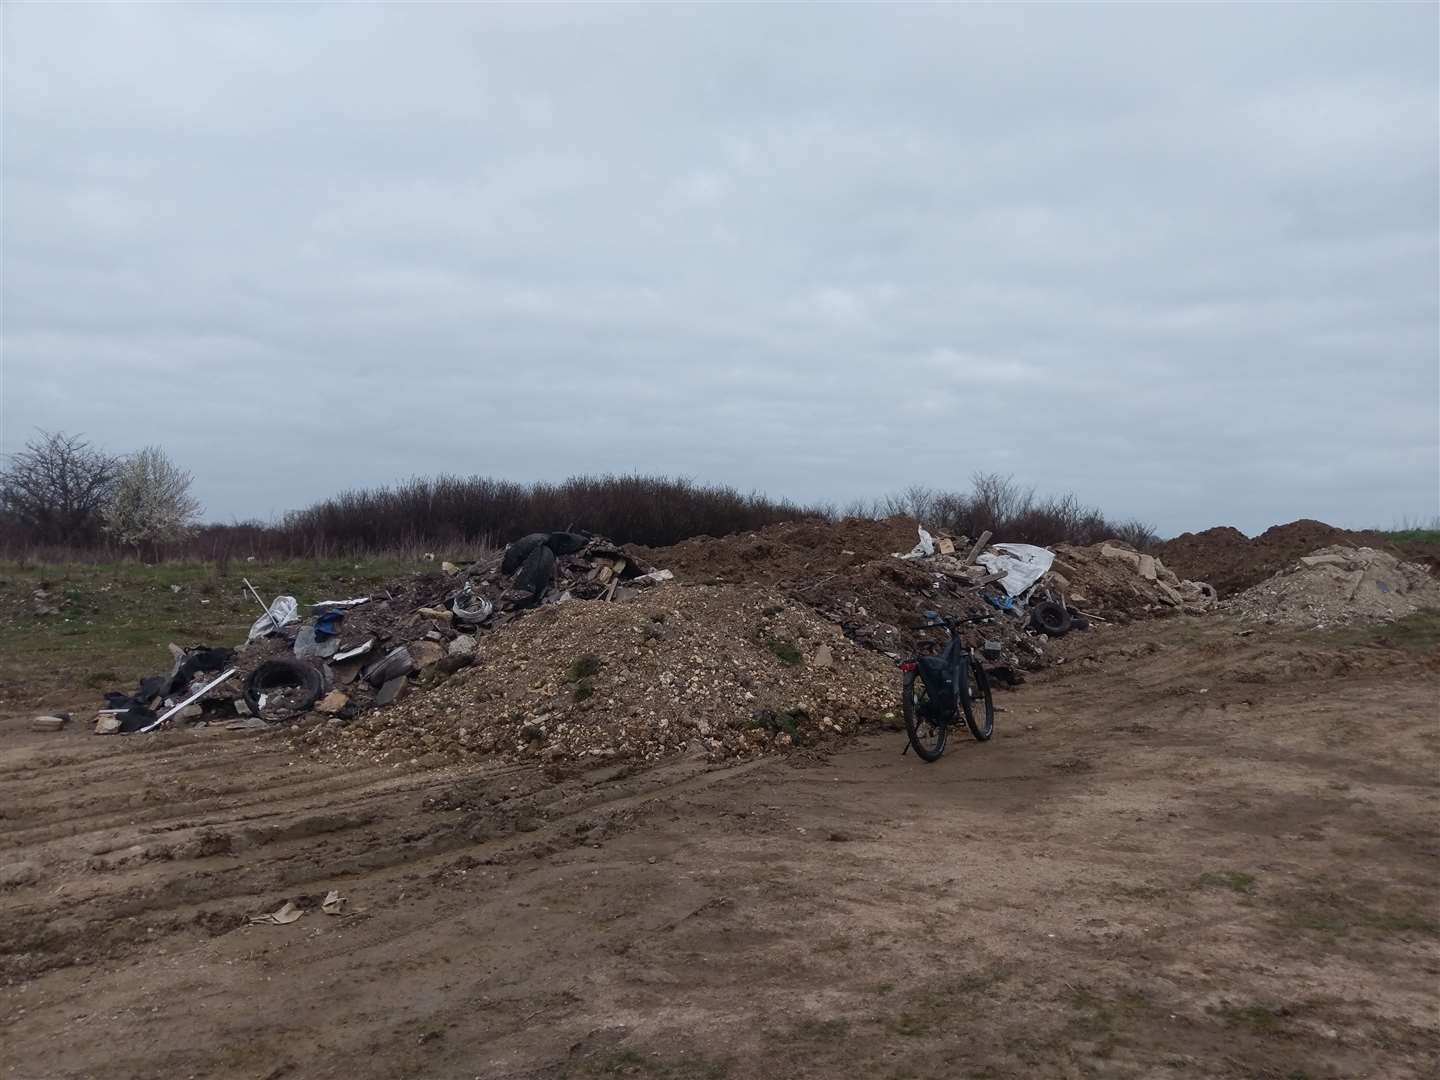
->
3;3;1436;538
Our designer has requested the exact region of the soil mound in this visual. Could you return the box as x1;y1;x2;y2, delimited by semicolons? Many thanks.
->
1161;519;1402;596
307;584;898;769
1223;545;1440;627
628;516;922;587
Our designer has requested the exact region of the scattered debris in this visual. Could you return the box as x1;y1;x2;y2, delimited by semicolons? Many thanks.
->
30;714;69;732
247;594;299;642
321;890;347;915
248;901;304;926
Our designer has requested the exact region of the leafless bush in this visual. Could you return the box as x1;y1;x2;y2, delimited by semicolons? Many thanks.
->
0;431;118;545
887;472;1159;549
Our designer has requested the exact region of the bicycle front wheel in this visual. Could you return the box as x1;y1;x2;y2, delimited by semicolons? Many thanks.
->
903;670;948;762
961;660;994;741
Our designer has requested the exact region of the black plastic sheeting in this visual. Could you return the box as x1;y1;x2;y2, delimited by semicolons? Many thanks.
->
512;544;556;599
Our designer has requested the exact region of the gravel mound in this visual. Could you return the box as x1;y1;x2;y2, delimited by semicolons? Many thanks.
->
304;584;898;769
1223;546;1440;628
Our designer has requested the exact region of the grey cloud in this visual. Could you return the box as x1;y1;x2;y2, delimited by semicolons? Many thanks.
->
3;3;1436;536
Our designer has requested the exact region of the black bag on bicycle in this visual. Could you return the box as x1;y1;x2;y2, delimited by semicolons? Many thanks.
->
916;656;956;719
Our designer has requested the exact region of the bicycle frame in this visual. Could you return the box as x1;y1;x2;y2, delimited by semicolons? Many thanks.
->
900;618;979;722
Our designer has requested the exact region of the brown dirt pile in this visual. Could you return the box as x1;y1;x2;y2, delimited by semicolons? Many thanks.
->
304;584;898;769
1161;519;1439;597
628;516;923;587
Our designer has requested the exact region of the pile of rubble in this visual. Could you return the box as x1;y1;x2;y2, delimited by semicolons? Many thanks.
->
1222;546;1440;628
1051;543;1218;620
85;518;1226;774
300;585;897;768
93;531;671;735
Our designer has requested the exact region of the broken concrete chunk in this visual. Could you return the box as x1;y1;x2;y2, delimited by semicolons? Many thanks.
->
448;634;478;657
1137;554;1158;581
811;644;835;668
375;676;408;707
316;691;349;715
331;658;363;686
1101;545;1142;569
1299;554;1352;569
628;569;675;587
1155;581;1184;606
94;715;122;735
414;607;453;623
30;715;68;732
409;641;446;668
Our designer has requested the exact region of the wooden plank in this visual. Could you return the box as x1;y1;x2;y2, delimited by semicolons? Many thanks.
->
964;530;992;565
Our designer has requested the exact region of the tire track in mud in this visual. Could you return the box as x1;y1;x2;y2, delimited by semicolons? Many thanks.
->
0;748;774;986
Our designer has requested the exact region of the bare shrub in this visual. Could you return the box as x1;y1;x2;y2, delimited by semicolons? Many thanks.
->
0;431;118;546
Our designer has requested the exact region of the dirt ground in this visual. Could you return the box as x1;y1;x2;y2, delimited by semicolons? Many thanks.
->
2;616;1437;1080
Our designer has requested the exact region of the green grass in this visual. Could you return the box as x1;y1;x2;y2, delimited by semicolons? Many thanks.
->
1274;887;1438;940
764;637;803;665
567;653;602;681
1324;610;1440;652
1211;1002;1286;1036
1110;882;1169;900
1196;870;1257;895
789;1017;851;1041
0;557;417;709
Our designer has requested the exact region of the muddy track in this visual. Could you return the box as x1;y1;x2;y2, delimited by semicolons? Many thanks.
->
3;617;1438;1080
0;727;774;988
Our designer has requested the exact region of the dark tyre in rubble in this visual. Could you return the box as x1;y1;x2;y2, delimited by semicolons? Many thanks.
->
245;660;325;719
1030;600;1072;637
960;660;994;741
902;670;948;762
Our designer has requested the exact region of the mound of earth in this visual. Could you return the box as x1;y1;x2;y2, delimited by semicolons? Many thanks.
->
1223;545;1440;628
303;584;898;769
628;516;923;587
1160;519;1418;596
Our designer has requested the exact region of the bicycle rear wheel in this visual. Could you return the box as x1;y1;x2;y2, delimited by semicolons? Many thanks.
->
961;660;994;741
903;670;949;762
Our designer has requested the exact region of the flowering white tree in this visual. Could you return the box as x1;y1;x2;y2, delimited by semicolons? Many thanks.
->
103;446;202;554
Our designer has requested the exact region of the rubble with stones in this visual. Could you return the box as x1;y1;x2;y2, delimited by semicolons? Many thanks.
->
298;585;898;769
1222;545;1440;628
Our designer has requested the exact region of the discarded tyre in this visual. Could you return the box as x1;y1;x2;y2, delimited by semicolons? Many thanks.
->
1029;600;1073;637
244;660;325;719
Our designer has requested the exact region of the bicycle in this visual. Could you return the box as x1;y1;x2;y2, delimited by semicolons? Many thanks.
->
899;612;997;762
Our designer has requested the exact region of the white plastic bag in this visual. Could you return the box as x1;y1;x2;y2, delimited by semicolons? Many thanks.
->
247;596;299;642
900;526;935;560
977;543;1055;597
